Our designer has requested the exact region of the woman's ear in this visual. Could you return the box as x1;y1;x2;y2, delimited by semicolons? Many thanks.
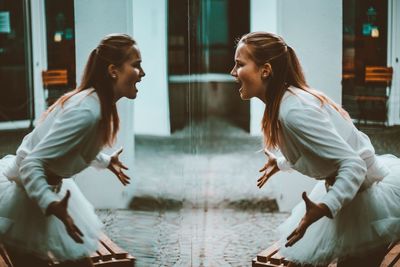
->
108;64;118;79
261;63;272;79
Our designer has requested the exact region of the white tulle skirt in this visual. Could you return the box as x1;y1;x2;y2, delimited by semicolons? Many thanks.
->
277;154;400;266
0;155;103;262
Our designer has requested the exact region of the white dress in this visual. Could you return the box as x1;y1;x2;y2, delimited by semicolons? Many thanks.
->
275;88;400;265
0;89;111;261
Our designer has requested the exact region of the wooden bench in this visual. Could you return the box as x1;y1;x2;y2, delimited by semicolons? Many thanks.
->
0;233;135;267
252;241;400;267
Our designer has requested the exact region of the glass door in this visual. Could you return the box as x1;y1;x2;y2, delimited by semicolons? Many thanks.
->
342;0;389;124
0;0;33;124
167;0;250;134
44;0;75;106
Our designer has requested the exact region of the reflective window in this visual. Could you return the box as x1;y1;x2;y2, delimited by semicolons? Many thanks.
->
44;0;75;105
0;0;31;121
167;0;250;133
342;0;389;123
168;0;249;74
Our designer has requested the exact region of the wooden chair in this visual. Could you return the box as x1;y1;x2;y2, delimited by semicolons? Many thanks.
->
42;70;68;87
0;233;135;267
42;69;69;107
252;241;400;267
356;66;393;125
364;66;393;84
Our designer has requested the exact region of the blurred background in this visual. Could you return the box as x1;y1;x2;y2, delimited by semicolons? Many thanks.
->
0;0;399;266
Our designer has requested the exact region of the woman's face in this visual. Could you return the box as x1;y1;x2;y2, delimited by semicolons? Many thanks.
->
113;45;145;100
230;43;267;101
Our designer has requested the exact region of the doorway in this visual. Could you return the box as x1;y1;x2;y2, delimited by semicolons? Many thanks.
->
167;0;250;133
0;0;33;125
342;0;391;125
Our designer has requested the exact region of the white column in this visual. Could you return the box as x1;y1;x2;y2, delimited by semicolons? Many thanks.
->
132;0;170;135
31;0;47;124
387;0;400;125
250;0;278;136
74;0;135;208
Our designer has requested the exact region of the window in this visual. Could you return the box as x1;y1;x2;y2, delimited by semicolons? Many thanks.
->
168;0;249;74
342;0;389;123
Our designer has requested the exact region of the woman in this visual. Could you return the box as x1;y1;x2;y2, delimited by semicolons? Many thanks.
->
230;31;400;266
0;33;145;266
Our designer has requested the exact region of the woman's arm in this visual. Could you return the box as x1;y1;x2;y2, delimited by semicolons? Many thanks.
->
276;156;293;171
282;106;367;218
90;148;131;186
90;152;111;169
19;107;99;214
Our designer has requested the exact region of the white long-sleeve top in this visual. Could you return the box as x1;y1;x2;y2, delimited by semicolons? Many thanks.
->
276;87;388;217
3;89;111;214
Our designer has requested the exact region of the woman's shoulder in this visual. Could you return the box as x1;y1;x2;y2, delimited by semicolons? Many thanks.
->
64;89;101;119
279;87;323;124
279;88;311;113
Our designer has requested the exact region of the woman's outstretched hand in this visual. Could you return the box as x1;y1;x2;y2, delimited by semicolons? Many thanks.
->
257;149;279;188
108;147;131;186
285;192;332;247
46;190;84;244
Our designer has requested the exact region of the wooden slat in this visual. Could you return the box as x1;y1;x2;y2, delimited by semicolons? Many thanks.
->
42;69;68;87
257;242;279;262
96;241;113;262
94;259;134;267
380;242;400;267
269;250;289;266
366;66;393;73
365;66;393;84
99;233;129;260
0;245;11;267
356;95;387;102
252;257;276;267
90;250;102;263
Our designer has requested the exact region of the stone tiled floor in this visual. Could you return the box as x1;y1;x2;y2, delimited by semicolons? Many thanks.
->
98;209;287;267
1;121;400;267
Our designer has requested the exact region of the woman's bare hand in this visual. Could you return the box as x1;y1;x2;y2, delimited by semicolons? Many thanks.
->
46;190;84;244
108;147;131;186
285;192;332;247
257;149;279;188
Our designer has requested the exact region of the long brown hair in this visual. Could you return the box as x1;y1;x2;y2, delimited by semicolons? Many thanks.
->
44;34;137;146
238;32;349;149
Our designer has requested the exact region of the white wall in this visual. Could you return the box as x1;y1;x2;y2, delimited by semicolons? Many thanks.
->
74;0;135;208
250;0;278;135
279;0;343;103
132;0;170;135
250;0;343;211
31;0;47;124
388;0;400;125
